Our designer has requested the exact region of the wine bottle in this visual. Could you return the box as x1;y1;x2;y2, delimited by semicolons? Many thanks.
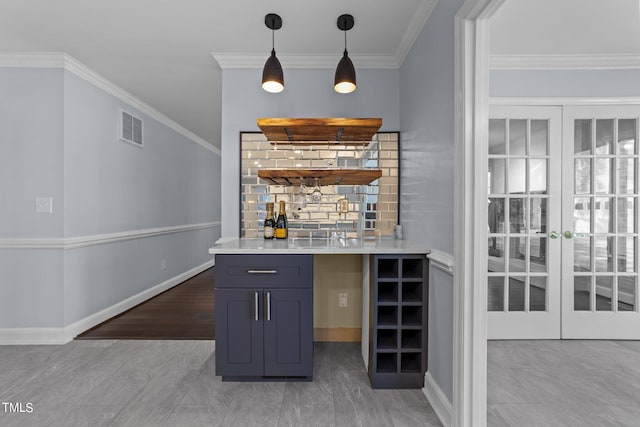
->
275;200;288;239
263;202;275;239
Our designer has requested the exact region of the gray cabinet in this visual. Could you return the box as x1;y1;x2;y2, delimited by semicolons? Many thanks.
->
368;254;428;388
215;254;313;380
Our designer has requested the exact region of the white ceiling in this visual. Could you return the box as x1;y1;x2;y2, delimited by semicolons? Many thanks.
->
0;0;432;147
491;0;640;56
0;0;637;148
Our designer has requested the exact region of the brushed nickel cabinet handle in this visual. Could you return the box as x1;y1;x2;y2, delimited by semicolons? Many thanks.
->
247;269;278;274
266;291;271;321
254;291;259;321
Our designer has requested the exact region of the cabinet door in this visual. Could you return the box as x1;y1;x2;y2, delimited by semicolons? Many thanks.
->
215;289;264;376
263;289;313;377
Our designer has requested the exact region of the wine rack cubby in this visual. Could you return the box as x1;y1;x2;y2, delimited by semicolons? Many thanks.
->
368;254;428;389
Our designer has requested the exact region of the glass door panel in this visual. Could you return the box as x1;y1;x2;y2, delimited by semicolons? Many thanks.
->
488;105;562;339
562;106;640;339
491;104;640;340
618;276;637;311
574;236;592;272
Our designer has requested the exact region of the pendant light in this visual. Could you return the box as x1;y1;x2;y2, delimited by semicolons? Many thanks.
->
334;14;356;94
262;13;284;93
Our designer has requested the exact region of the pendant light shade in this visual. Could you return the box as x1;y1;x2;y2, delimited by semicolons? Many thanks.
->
334;14;356;94
262;13;284;93
262;49;284;93
334;50;356;94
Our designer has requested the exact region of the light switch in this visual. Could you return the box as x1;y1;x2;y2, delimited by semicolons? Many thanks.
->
339;292;348;308
35;197;53;214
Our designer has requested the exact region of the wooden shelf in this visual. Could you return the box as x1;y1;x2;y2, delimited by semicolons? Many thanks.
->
257;118;382;144
258;169;382;186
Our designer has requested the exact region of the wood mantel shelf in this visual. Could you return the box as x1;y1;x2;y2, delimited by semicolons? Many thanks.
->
258;168;382;186
257;118;382;143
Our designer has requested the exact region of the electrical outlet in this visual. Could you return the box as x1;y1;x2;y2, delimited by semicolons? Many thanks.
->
161;259;167;271
35;197;53;214
339;292;348;308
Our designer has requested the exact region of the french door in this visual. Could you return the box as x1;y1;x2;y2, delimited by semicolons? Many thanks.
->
562;106;640;339
487;106;562;339
488;103;640;339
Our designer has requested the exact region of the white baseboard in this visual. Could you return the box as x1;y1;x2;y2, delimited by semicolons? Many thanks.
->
0;260;214;345
423;371;453;427
0;327;67;345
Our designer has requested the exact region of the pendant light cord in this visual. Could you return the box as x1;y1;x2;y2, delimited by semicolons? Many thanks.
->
344;28;347;53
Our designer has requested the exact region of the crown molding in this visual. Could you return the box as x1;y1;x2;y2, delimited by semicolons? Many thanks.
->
490;53;640;70
395;0;438;66
0;221;221;250
212;0;437;70
491;96;640;106
0;52;66;67
211;53;399;69
0;52;221;155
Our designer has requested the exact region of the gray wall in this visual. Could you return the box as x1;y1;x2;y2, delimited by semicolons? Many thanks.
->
0;68;65;239
0;249;65;327
399;0;464;403
63;71;219;234
0;66;221;329
428;265;454;399
490;69;640;97
220;68;400;237
0;68;66;327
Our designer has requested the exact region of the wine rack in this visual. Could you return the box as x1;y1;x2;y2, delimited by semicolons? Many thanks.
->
368;254;428;389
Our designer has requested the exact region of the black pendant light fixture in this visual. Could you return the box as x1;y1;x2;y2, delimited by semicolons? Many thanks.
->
262;13;284;93
334;14;356;94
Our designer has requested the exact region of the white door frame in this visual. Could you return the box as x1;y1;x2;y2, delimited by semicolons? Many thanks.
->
454;1;505;426
458;0;640;424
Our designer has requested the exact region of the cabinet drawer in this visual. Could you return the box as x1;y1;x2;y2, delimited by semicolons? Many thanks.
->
215;254;313;289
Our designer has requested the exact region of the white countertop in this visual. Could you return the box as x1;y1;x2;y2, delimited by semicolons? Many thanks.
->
208;237;430;255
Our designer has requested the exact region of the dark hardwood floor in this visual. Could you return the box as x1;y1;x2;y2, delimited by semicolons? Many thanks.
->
76;268;215;340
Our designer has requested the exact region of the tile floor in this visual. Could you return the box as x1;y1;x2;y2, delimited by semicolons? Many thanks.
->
488;340;640;426
4;338;638;426
0;341;441;427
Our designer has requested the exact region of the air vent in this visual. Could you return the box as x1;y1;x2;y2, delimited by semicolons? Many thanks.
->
120;110;143;147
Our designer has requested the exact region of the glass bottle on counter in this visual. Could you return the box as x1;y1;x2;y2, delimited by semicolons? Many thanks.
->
263;202;275;239
275;200;288;239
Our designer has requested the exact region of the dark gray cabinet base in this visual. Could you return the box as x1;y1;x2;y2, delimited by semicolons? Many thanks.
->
215;254;313;381
368;254;428;389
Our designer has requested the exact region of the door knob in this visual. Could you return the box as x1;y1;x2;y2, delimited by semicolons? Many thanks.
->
549;231;560;239
563;231;574;239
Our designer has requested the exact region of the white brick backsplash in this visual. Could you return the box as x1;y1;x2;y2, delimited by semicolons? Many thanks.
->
311;159;328;167
338;150;355;157
380;140;397;150
266;150;286;159
379;150;398;159
240;132;399;238
320;150;338;158
310;212;329;220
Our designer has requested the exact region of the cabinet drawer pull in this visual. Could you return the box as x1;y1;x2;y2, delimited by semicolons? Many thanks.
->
266;291;271;321
247;269;278;274
254;291;259;321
